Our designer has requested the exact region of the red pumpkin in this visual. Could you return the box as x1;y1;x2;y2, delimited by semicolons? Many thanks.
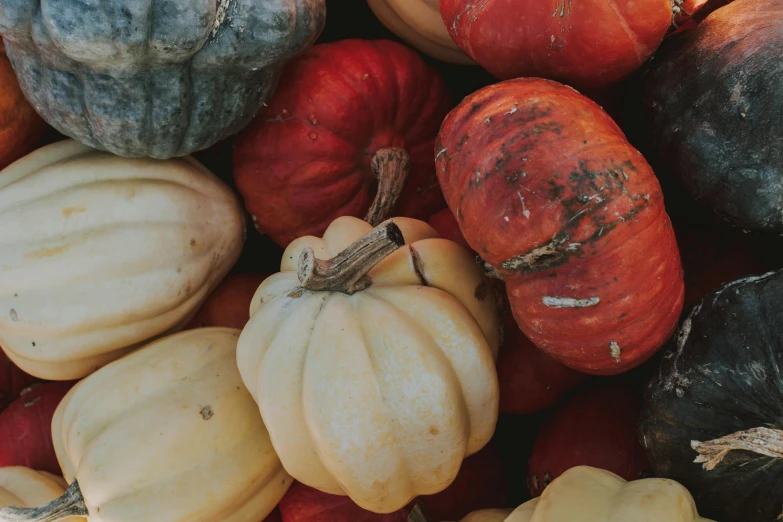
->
498;315;587;415
0;45;46;169
234;39;452;247
428;208;471;250
435;78;684;375
0;351;38;412
279;443;505;522
263;508;283;522
0;381;75;474
186;273;268;330
439;0;700;89
527;383;651;497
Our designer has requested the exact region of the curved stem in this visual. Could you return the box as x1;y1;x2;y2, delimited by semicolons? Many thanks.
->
691;427;783;470
364;148;410;226
298;220;405;295
0;480;88;522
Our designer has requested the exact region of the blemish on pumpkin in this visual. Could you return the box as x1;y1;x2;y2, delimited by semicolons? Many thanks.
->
474;282;489;301
409;246;428;287
609;340;621;363
62;205;86;217
25;244;69;259
9;309;18;321
23;396;41;408
429;425;440;435
309;114;318;125
542;296;599;308
288;288;305;298
201;406;214;420
309;132;317;140
362;74;369;80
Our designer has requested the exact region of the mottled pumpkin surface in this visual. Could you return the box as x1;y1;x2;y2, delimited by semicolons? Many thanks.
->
436;78;684;374
0;0;326;158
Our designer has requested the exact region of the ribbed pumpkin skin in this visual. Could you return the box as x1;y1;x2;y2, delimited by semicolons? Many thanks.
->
0;0;325;159
0;140;245;380
233;39;452;247
52;328;291;522
0;467;82;521
0;46;45;169
435;78;684;374
439;0;672;89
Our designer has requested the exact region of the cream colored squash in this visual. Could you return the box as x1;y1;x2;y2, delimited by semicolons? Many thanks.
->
237;216;500;514
0;328;290;522
0;140;245;380
459;466;713;522
367;0;474;65
0;467;83;521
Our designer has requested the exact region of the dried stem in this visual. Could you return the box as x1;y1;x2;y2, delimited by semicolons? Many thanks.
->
408;502;433;522
0;480;88;522
364;148;410;226
298;220;405;294
691;427;783;470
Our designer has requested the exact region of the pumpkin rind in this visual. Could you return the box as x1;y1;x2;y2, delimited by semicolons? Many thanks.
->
237;216;499;514
435;78;684;374
0;467;83;521
0;0;325;159
0;48;45;169
644;0;783;232
461;466;712;522
51;328;291;522
233;39;451;247
439;0;673;89
366;0;473;64
0;140;245;380
640;270;783;522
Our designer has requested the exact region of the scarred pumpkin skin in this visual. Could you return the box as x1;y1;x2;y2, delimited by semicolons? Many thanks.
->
527;383;650;497
186;273;269;330
0;352;37;411
435;78;684;374
0;381;75;474
644;0;783;232
0;0;325;159
0;46;45;169
233;39;452;247
439;0;675;89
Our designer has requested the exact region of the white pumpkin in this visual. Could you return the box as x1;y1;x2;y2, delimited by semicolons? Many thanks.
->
459;466;713;522
0;467;83;522
0;328;289;522
366;0;474;64
0;140;245;380
237;216;500;514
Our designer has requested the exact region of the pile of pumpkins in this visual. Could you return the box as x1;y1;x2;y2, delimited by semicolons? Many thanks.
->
0;0;781;521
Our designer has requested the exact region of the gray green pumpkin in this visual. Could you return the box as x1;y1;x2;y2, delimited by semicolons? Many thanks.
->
0;0;326;158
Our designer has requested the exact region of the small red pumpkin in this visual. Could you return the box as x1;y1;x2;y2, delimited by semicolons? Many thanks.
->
0;351;38;412
498;314;587;415
428;208;471;250
436;78;684;375
0;381;75;474
0;45;46;169
278;442;505;522
234;39;452;247
186;273;268;330
527;383;651;497
439;0;699;89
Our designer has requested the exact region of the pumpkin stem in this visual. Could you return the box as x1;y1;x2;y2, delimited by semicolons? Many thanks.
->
407;502;433;522
365;148;411;226
691;427;783;470
0;480;88;522
298;220;405;294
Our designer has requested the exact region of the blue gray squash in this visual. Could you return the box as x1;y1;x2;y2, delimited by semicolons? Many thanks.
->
0;0;326;158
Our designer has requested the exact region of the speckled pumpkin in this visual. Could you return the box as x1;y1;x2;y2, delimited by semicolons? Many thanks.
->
0;0;326;159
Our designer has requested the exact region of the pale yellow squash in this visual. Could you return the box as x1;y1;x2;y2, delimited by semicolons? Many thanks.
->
0;140;245;380
0;467;83;522
237;216;500;514
0;328;290;522
366;0;474;64
459;466;713;522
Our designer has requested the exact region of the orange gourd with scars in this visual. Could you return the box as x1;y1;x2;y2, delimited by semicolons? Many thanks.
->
435;78;684;374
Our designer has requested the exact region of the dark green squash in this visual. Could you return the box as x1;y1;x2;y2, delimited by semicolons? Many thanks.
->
640;270;783;522
644;0;783;232
0;0;326;159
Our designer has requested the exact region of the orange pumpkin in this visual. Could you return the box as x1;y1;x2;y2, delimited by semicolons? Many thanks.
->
0;44;45;169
